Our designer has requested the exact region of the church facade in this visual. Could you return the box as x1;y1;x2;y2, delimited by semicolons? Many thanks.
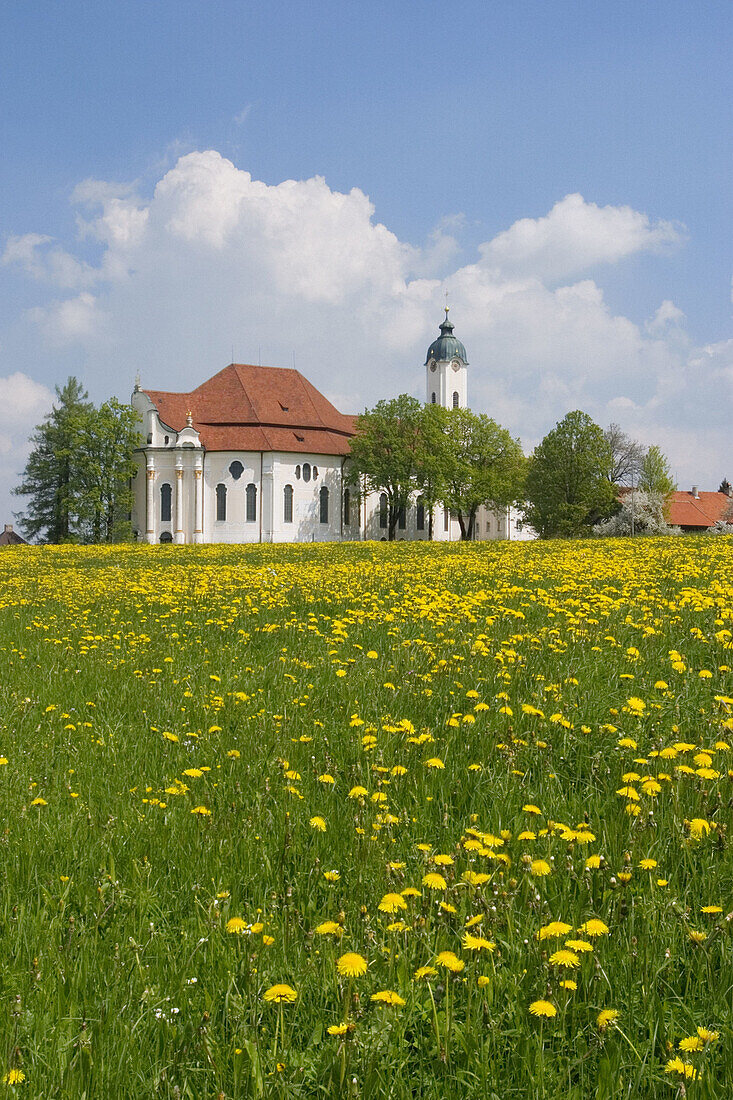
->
130;313;527;544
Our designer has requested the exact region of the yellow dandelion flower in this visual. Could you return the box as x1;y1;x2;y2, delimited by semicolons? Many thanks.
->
463;933;495;952
336;952;368;978
190;805;211;815
578;919;610;937
414;965;437;980
664;1057;697;1080
529;1000;557;1018
559;979;577;991
678;1037;704;1052
597;1009;619;1028
370;990;405;1006
530;859;552;877
424;757;445;769
436;951;464;972
378;893;407;914
696;1027;719;1042
689;930;707;944
327;1023;349;1036
263;984;298;1003
564;939;593;953
2;1070;25;1084
549;949;580;968
538;921;573;941
309;816;327;831
226;917;248;934
422;872;447;890
314;921;342;936
701;906;722;914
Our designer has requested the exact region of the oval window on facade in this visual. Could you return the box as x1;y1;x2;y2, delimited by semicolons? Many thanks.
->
302;463;311;483
229;460;244;480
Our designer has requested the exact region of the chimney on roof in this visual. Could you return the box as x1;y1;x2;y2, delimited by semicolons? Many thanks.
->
4;524;12;534
691;486;699;499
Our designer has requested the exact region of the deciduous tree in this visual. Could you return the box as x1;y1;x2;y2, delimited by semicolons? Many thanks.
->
523;410;616;538
440;409;525;540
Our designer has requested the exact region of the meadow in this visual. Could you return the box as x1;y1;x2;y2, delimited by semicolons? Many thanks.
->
0;537;731;1099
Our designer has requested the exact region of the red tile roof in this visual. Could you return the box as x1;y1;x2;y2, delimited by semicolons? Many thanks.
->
667;491;733;529
144;364;357;456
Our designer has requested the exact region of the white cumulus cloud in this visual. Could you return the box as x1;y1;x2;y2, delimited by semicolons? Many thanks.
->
2;151;730;517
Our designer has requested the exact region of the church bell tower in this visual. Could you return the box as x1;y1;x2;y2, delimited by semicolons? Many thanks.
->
425;307;468;410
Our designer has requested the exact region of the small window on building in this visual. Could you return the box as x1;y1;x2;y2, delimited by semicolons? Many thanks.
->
246;483;257;522
161;483;172;522
431;392;436;404
319;485;329;524
283;484;293;523
416;498;425;531
343;487;350;526
294;433;305;442
444;508;449;532
164;435;169;445
379;492;388;529
452;391;459;408
312;465;318;478
397;504;406;530
295;465;301;479
216;483;227;521
302;462;311;483
160;531;173;543
147;433;153;444
229;460;244;480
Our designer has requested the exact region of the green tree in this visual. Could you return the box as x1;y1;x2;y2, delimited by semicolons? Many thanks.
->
13;377;92;543
441;408;525;540
346;395;428;540
14;382;141;544
413;403;450;540
523;410;616;538
76;399;141;543
638;444;676;497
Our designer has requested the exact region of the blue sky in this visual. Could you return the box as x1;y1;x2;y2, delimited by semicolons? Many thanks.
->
1;0;731;523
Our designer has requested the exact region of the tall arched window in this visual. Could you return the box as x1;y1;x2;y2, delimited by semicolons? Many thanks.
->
283;484;293;523
216;483;227;522
160;483;172;522
397;504;406;530
319;485;329;524
343;487;350;526
379;492;388;529
452;391;459;408
443;507;449;532
302;463;311;483
246;483;257;522
431;392;436;404
416;497;425;531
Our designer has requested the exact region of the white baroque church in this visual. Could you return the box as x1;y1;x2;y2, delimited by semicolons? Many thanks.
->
130;311;528;544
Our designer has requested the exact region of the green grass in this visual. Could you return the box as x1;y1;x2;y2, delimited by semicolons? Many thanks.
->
0;538;731;1098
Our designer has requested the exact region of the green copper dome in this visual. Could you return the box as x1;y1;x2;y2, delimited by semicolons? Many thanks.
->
425;308;468;365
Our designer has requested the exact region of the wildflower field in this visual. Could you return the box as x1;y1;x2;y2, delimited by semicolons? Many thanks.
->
1;538;732;1098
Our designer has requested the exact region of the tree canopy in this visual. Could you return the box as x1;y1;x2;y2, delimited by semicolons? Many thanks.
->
440;409;525;540
14;379;140;543
523;410;616;538
638;444;676;498
346;395;427;540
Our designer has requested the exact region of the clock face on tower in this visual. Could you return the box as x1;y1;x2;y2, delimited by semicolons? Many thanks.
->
451;360;461;372
429;360;436;372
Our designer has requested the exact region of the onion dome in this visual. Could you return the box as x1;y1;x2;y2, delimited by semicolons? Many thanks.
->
425;307;468;365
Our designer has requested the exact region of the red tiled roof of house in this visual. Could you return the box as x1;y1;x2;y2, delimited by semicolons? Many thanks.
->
667;490;733;529
143;364;357;456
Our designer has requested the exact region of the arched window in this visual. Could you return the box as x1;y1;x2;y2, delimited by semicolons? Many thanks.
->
283;484;293;523
159;531;173;543
229;460;244;480
319;485;329;524
312;465;319;479
295;465;301;480
246;483;257;522
160;483;172;522
431;392;436;404
452;391;459;408
443;508;449;532
216;483;227;521
379;493;388;529
416;497;425;531
343;487;350;526
397;504;406;530
302;462;311;483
